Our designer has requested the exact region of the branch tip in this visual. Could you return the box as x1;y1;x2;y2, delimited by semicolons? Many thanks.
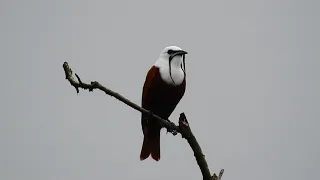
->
63;62;72;79
178;113;191;139
219;169;224;179
212;169;224;180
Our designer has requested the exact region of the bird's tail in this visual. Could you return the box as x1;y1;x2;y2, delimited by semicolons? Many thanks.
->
140;130;160;161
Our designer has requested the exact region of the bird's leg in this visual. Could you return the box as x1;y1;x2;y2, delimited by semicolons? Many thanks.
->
164;120;178;136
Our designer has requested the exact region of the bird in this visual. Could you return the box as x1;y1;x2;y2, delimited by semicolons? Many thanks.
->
140;46;188;161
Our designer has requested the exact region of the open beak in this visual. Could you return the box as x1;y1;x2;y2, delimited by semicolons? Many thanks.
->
169;50;188;62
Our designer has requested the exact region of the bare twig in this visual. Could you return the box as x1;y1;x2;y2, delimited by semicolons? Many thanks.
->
212;169;224;180
62;62;224;180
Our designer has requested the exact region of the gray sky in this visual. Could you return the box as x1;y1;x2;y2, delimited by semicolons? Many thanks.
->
1;0;319;180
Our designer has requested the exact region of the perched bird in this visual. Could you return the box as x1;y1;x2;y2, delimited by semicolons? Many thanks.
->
140;46;188;161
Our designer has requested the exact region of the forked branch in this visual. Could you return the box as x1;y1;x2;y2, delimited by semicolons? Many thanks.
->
62;62;224;180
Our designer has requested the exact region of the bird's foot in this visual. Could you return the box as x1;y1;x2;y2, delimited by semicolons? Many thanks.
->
165;121;178;136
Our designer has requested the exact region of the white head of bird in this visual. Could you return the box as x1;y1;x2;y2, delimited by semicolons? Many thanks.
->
154;46;188;86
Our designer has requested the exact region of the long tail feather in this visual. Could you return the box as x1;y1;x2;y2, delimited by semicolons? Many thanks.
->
140;130;160;161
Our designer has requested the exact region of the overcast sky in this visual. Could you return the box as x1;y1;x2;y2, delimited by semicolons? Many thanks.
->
1;0;319;180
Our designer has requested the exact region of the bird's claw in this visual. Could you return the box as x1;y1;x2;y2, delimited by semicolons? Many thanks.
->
166;129;178;136
165;121;178;135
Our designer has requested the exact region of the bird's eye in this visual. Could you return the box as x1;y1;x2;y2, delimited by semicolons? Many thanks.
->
167;50;175;54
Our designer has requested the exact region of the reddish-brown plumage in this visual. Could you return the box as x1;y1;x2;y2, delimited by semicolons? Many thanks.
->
140;66;186;161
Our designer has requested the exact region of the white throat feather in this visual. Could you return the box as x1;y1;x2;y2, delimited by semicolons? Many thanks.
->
154;55;185;86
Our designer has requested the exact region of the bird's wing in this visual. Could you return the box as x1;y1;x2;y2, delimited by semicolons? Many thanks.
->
141;66;160;131
141;66;159;109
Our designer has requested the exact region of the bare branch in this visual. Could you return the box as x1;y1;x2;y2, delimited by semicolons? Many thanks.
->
63;62;179;134
62;62;224;180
